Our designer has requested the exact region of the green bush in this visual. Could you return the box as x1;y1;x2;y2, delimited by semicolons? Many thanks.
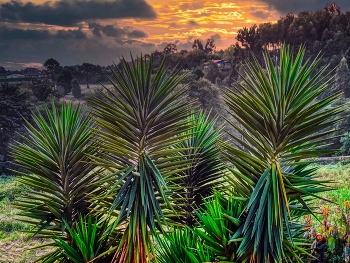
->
340;132;350;155
0;176;29;201
71;78;82;98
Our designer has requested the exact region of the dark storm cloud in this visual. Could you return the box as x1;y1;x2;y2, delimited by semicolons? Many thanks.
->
0;0;156;26
0;26;156;68
128;30;147;38
250;10;270;19
0;26;86;40
179;2;205;11
188;20;199;26
210;34;221;41
88;23;147;38
258;0;350;13
0;36;157;68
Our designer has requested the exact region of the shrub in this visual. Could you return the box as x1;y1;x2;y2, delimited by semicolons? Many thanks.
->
56;68;73;94
71;78;82;98
340;132;350;155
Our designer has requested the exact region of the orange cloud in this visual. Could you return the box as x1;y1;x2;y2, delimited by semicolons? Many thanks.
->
117;0;278;50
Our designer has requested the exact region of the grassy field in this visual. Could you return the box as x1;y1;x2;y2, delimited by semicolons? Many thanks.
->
0;176;52;263
59;83;113;103
0;163;349;261
315;163;350;202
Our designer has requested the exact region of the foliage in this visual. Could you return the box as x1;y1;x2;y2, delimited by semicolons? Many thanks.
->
185;49;207;68
204;38;216;54
302;201;350;263
57;85;66;97
192;39;204;51
192;194;244;262
157;193;244;262
334;57;350;98
88;54;193;263
236;24;261;52
44;58;61;85
223;43;246;63
163;43;177;54
0;176;30;233
203;61;224;83
174;111;223;226
11;102;98;256
192;38;216;54
57;68;73;95
192;67;204;80
30;78;57;101
236;3;350;66
221;45;342;262
0;83;32;134
79;63;101;89
44;58;60;73
188;78;223;114
0;175;30;202
0;176;56;262
0;83;32;173
6;43;348;263
316;163;350;204
53;216;118;263
340;132;350;155
71;78;82;99
157;227;213;263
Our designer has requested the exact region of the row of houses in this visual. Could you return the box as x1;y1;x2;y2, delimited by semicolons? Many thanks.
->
204;59;232;70
5;68;51;79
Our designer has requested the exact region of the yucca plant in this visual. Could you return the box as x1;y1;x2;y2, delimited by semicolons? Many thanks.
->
174;111;223;226
192;193;244;262
157;193;244;263
11;103;98;259
222;45;343;262
54;216;119;263
156;227;214;263
88;54;193;263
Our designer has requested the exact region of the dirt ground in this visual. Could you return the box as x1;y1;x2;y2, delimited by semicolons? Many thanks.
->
0;233;53;263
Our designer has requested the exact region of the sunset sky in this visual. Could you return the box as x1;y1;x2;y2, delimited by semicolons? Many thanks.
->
1;0;350;69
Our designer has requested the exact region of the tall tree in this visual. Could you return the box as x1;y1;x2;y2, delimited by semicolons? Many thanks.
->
0;83;32;173
57;68;73;95
30;78;56;101
236;24;261;52
44;58;60;72
44;58;61;85
192;39;204;51
163;43;177;54
334;57;350;98
204;38;216;54
324;2;341;15
71;78;82;99
80;63;101;89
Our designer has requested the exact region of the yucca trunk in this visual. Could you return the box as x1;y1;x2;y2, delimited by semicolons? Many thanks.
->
113;204;149;263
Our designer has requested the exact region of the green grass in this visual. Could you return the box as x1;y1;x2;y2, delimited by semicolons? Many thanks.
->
0;175;52;262
0;175;30;201
0;175;30;233
314;163;350;203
